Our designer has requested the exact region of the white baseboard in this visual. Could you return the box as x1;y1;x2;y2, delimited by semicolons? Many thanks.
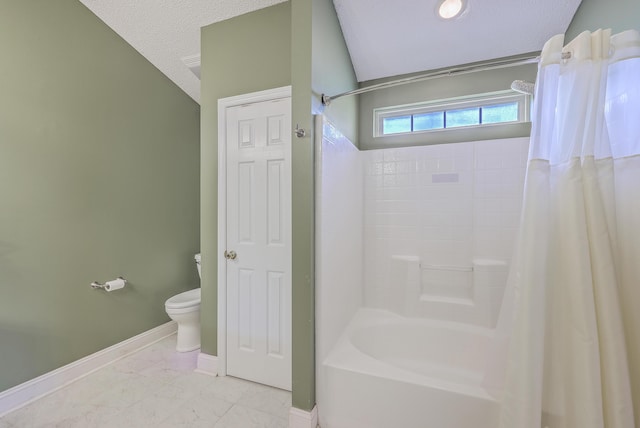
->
0;321;177;418
194;352;218;376
289;405;318;428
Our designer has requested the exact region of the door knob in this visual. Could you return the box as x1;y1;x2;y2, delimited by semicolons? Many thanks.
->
224;250;237;260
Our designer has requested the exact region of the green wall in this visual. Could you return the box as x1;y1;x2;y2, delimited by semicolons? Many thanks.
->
566;0;640;40
312;0;359;144
291;0;315;412
199;1;292;359
0;0;200;392
358;60;538;150
201;0;357;412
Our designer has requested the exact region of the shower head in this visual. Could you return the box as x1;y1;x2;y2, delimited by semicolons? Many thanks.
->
511;80;535;95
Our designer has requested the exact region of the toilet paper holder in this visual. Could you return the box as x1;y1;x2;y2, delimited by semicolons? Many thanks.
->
91;276;127;290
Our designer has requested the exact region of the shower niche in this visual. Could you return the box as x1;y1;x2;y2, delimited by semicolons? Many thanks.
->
389;256;509;326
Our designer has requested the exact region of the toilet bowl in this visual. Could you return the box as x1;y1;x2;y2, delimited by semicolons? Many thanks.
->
165;254;201;352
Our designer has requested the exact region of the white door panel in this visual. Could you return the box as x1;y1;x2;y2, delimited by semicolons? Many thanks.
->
225;97;291;391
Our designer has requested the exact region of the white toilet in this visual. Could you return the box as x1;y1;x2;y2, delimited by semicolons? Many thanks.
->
165;253;201;352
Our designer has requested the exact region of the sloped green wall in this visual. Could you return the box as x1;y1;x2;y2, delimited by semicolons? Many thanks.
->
0;0;200;392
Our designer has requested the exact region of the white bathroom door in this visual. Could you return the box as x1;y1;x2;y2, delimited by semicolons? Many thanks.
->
224;96;292;391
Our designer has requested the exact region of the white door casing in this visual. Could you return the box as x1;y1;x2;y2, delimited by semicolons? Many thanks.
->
219;88;292;391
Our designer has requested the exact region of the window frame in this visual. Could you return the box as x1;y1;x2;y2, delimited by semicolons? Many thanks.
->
374;90;531;138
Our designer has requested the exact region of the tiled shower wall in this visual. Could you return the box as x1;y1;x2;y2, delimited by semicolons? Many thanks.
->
363;137;529;318
316;118;363;362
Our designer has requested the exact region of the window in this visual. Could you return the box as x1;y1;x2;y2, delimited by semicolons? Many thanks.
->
375;91;529;137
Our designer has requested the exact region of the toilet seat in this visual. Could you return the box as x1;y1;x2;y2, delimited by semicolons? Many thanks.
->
165;288;200;310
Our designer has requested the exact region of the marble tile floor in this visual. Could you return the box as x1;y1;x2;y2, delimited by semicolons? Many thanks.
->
0;334;291;428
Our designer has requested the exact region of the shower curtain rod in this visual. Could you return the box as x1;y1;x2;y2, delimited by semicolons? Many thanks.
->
321;54;540;106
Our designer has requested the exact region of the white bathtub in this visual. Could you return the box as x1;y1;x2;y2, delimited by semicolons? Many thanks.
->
318;309;499;428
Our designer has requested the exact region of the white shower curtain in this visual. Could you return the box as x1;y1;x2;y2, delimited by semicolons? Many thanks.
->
485;29;640;428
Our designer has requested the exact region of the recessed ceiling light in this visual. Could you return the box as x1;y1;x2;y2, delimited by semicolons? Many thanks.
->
438;0;466;19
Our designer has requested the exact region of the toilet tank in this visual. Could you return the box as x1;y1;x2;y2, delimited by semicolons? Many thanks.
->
194;253;201;279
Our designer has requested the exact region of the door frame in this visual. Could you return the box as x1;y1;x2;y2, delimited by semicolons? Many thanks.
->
216;86;292;377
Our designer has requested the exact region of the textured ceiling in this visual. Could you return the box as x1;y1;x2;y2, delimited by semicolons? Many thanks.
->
79;0;287;103
79;0;582;103
333;0;583;82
